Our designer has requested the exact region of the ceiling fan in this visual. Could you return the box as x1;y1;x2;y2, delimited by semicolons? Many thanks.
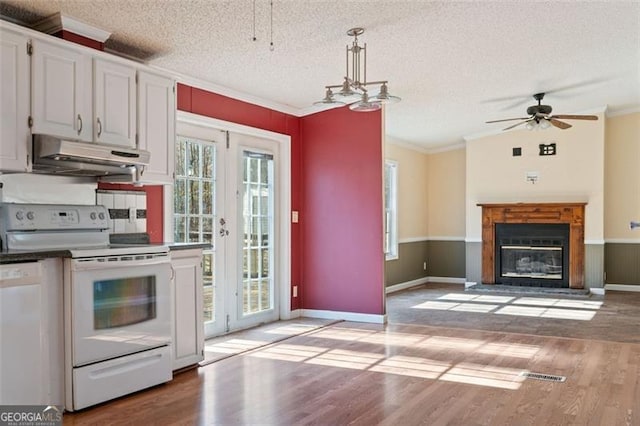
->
486;92;598;131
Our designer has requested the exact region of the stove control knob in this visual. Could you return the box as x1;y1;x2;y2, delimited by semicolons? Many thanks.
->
26;211;35;220
98;212;106;220
15;211;24;221
90;212;97;220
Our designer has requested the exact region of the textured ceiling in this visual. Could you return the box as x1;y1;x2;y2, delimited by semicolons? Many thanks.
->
2;0;639;149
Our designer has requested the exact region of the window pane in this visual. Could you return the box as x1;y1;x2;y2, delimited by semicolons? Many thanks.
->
188;217;200;242
175;138;186;176
189;180;200;214
174;217;185;243
203;144;214;178
202;181;213;215
188;142;200;177
174;179;186;214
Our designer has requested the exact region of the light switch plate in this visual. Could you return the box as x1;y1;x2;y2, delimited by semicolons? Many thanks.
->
292;211;299;223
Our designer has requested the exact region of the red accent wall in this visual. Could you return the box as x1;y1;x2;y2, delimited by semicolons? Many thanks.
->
96;183;164;244
177;84;303;311
53;30;104;51
300;108;385;315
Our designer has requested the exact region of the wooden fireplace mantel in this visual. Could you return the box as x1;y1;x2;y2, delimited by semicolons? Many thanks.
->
477;202;586;289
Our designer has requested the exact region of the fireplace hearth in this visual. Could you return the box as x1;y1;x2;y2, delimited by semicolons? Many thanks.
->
495;223;569;287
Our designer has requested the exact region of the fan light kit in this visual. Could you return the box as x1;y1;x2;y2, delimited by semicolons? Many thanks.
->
486;92;598;131
314;27;401;112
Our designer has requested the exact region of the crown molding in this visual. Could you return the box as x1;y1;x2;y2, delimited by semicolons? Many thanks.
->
386;138;430;154
606;106;640;117
426;142;466;154
32;13;111;42
148;65;301;117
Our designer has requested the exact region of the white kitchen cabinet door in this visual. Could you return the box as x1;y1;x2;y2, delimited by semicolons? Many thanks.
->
137;71;175;183
0;28;30;172
170;249;204;371
31;38;92;141
94;58;136;147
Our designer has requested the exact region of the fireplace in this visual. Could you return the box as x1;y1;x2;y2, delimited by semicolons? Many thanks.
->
495;223;569;287
478;203;586;289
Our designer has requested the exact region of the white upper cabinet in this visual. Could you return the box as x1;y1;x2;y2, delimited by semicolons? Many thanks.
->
0;28;30;172
137;71;175;183
94;59;136;147
31;38;92;141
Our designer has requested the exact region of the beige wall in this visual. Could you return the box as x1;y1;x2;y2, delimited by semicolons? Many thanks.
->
427;148;466;238
604;112;640;241
385;141;429;239
465;112;606;241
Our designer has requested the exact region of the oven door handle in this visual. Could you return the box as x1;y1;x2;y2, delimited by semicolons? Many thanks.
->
70;257;170;271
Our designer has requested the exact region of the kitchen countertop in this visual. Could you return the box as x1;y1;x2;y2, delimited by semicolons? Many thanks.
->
0;242;212;264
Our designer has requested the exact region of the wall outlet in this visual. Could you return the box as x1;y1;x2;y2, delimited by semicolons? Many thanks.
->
293;285;298;297
423;262;427;271
292;211;299;223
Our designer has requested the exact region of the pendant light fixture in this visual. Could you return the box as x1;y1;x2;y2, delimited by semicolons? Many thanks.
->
313;27;401;112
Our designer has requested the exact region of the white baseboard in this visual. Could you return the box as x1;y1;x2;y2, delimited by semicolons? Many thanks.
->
589;288;605;295
300;309;387;324
286;309;302;319
386;277;429;294
386;276;467;294
465;281;477;289
605;284;640;292
429;276;466;284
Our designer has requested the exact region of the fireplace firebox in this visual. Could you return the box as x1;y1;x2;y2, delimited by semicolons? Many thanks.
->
495;223;570;287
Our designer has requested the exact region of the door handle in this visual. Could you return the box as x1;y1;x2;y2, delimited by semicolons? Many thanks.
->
219;218;229;237
97;117;103;138
77;114;83;135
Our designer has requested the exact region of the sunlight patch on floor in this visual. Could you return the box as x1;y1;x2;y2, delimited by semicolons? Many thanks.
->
439;362;525;390
414;292;601;321
205;339;269;354
370;355;451;379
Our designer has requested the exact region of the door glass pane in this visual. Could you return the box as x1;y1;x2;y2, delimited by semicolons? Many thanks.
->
202;251;214;322
241;150;274;316
175;136;218;327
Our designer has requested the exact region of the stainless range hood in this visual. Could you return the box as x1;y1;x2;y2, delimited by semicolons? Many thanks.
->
32;134;150;182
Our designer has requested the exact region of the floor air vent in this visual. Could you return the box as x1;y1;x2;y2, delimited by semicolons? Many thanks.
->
520;372;566;382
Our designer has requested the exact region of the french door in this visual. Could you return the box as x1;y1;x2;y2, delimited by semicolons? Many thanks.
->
175;123;280;338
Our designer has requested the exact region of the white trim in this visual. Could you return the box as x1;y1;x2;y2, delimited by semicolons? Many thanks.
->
386;276;466;294
300;309;387;324
31;13;112;42
607;107;640;117
465;238;482;243
152;68;301;117
386;277;429;294
173;111;292;323
426;142;466;154
589;288;605;295
605;284;640;292
605;239;640;244
386;138;430;154
398;236;429;243
287;309;302;319
584;240;605;245
397;236;466;244
465;282;478;288
428;276;466;284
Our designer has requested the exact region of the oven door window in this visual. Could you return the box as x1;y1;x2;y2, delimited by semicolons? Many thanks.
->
94;275;157;329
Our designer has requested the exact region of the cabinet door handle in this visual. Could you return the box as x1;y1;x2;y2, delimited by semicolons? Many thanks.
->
97;117;102;138
77;114;83;135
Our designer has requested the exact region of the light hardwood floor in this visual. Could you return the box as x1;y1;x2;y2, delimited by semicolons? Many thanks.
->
64;284;640;425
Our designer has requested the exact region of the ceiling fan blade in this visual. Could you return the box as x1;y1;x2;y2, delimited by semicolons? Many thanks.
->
486;117;530;123
503;120;529;131
550;118;572;129
552;114;598;121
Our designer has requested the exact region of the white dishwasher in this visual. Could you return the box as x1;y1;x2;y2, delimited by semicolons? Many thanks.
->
0;259;64;406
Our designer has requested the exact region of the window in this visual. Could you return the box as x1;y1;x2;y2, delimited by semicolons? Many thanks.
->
384;160;398;260
174;135;215;321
